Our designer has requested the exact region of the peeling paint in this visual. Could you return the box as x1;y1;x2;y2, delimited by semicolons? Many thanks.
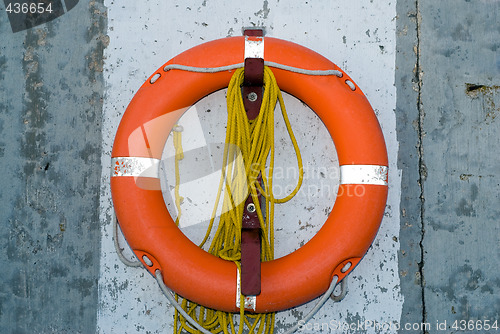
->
0;0;105;332
419;0;500;329
98;1;401;333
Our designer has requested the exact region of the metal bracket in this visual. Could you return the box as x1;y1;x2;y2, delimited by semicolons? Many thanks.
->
242;28;264;121
240;27;265;296
241;195;262;296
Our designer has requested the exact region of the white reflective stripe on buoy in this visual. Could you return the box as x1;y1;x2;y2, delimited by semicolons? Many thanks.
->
340;165;388;186
111;157;161;178
244;35;264;59
236;268;257;311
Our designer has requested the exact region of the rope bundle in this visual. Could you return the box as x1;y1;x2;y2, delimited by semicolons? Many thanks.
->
174;66;303;334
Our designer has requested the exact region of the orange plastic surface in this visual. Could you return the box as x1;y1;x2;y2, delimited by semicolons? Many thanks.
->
111;36;388;312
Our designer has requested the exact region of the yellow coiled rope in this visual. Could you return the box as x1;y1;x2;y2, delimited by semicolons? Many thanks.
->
173;66;303;334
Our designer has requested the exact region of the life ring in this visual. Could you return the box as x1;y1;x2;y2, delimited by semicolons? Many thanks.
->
111;36;388;313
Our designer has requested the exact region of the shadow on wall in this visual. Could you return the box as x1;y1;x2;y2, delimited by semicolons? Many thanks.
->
4;0;79;33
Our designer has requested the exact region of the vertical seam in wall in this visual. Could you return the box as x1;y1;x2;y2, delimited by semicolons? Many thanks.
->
415;0;427;332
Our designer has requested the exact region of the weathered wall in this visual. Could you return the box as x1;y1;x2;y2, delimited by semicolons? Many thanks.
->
418;0;500;328
0;1;106;333
97;1;401;333
395;0;424;330
0;0;499;333
397;1;500;332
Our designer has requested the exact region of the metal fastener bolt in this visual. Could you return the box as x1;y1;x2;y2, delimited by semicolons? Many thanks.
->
247;92;258;102
246;203;256;213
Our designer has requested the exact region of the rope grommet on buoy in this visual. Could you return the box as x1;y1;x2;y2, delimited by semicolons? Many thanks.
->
110;36;388;313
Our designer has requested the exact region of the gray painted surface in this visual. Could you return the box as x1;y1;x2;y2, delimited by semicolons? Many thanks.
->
395;0;425;331
396;1;500;333
418;1;500;332
0;0;499;333
0;1;105;333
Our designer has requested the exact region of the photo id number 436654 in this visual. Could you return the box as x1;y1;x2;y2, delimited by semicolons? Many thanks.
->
5;2;54;14
451;319;499;331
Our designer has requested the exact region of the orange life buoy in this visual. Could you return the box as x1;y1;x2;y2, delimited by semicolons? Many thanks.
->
111;36;388;313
